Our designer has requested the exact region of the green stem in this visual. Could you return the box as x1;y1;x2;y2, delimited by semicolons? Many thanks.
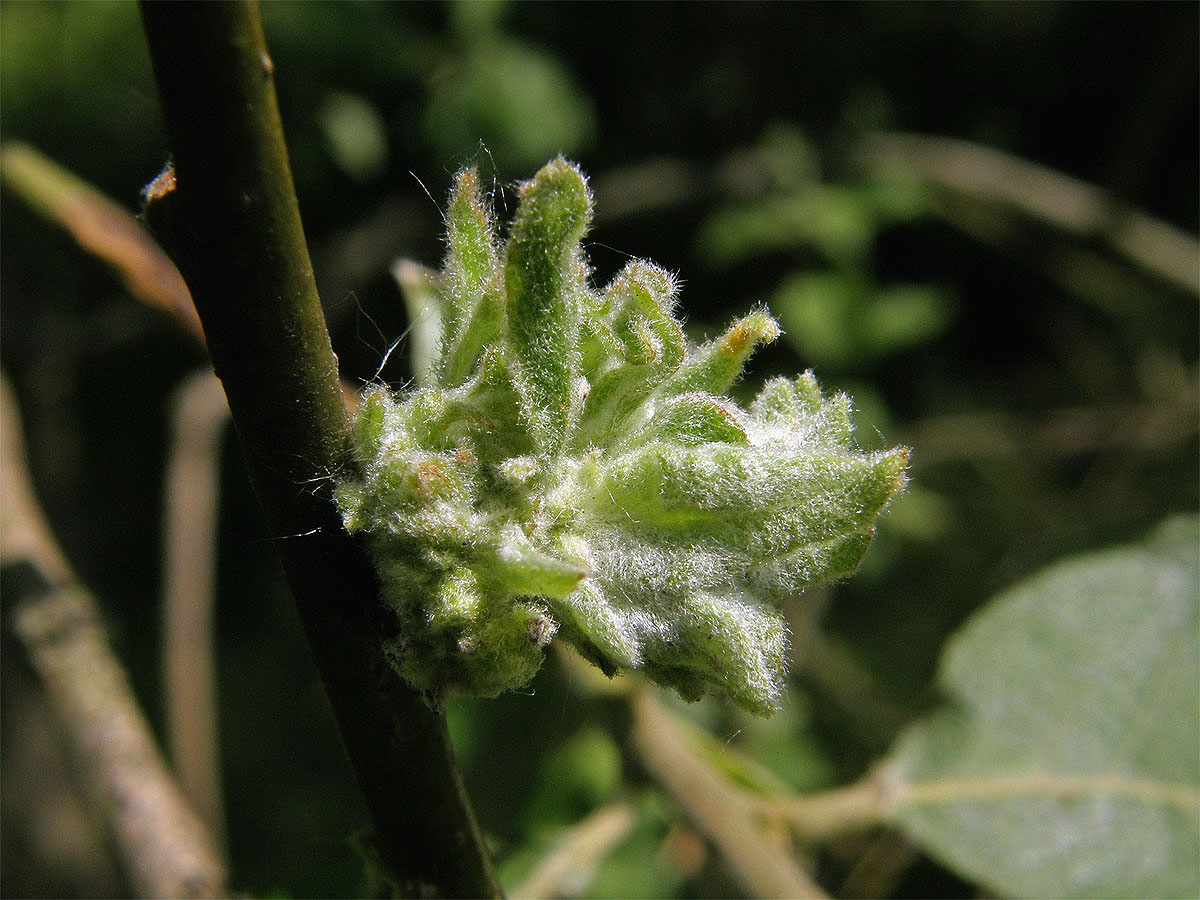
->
138;3;499;896
629;689;829;899
752;774;892;843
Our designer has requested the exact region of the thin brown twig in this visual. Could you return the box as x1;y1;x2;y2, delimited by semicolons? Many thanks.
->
629;688;830;899
0;142;203;340
857;132;1200;295
1;373;226;899
1;141;372;418
512;799;638;900
835;832;919;900
901;389;1199;468
749;774;894;846
162;371;230;853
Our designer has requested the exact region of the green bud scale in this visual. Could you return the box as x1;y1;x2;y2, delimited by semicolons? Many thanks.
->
336;159;908;715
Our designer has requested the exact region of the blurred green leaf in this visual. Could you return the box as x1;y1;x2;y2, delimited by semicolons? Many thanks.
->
497;729;634;896
318;91;388;181
880;485;955;543
858;171;928;221
773;272;954;366
862;283;955;354
424;41;594;170
654;699;827;801
519;727;624;832
449;0;511;35
752;123;822;190
580;794;684;899
885;516;1200;899
774;271;864;365
697;187;877;271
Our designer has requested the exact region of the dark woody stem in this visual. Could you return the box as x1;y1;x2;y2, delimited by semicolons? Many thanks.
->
138;2;500;895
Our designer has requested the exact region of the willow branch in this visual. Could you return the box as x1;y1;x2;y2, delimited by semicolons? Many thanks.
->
629;689;829;899
137;3;498;895
902;389;1200;468
857;132;1200;295
162;371;229;850
0;142;202;340
512;800;637;900
1;375;226;899
749;774;894;844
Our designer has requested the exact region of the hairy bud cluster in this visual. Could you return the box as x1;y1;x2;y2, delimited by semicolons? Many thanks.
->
336;158;908;715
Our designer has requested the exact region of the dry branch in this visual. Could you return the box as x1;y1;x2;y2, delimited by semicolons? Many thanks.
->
1;375;226;899
629;689;829;899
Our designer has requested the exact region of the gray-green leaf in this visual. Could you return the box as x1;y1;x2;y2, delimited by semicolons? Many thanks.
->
883;516;1200;899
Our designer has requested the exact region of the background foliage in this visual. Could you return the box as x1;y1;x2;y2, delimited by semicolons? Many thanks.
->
2;2;1196;897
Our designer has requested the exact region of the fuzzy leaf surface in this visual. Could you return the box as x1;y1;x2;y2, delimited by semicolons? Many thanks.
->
336;158;908;713
884;516;1200;898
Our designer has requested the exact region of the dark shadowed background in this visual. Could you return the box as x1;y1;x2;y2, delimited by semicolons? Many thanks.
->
2;2;1196;896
